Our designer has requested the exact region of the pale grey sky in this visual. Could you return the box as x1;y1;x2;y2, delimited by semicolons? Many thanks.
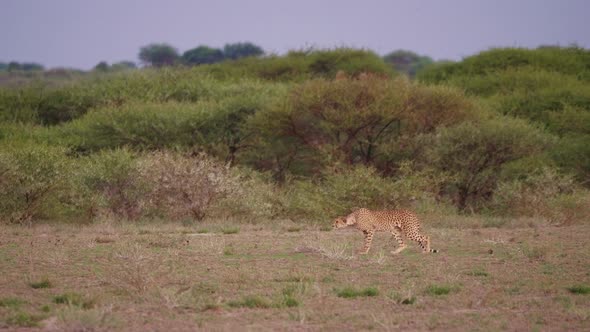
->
1;0;589;69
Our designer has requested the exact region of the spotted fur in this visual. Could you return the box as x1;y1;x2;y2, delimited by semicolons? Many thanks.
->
333;208;438;254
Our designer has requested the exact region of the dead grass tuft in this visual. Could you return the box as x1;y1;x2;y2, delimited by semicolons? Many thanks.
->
97;243;157;296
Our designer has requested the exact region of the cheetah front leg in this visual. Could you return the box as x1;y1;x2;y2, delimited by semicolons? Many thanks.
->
391;227;407;254
358;230;374;254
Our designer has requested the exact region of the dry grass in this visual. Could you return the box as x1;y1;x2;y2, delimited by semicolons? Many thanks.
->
0;218;589;331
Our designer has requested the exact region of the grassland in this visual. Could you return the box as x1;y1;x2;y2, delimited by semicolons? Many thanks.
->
1;218;589;331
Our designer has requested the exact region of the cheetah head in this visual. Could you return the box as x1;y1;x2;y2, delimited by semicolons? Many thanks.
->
332;214;356;229
332;216;348;229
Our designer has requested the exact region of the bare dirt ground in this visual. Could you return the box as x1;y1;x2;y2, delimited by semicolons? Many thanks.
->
1;219;589;331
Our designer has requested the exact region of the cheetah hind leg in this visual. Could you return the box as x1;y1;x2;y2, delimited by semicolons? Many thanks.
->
420;236;439;253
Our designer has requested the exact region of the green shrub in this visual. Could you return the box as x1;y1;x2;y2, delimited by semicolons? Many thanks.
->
545;191;590;225
546;106;590;136
63;101;210;152
551;134;590;185
418;46;590;84
481;70;590;124
74;149;146;221
0;68;280;126
210;168;285;221
285;164;435;219
247;76;475;179
417;48;590;182
199;48;394;81
490;168;584;221
306;48;394;78
425;117;552;211
0;83;89;125
0;144;70;223
62;80;287;155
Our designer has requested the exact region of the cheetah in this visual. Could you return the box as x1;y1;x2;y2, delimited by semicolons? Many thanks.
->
332;208;438;254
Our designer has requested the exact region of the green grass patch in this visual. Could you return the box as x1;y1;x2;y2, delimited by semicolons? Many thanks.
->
52;292;95;309
336;286;379;298
196;228;209;234
29;278;52;289
425;284;457;296
221;227;240;235
227;295;271;309
5;311;44;327
282;296;299;308
279;287;300;308
567;285;590;295
0;297;25;309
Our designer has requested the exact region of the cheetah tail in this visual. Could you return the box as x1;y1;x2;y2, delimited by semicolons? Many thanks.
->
430;249;439;253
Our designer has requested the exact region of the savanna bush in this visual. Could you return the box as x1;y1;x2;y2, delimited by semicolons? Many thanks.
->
551;134;590;185
0;82;103;125
61;81;287;155
247;76;475;179
211;168;285;221
492;168;573;215
491;168;590;224
424;117;552;211
0;68;282;126
138;151;240;221
74;149;146;221
305;48;394;78
0;144;70;223
418;46;590;84
284;163;445;220
200;48;394;81
63;101;212;152
72;150;252;222
481;69;590;123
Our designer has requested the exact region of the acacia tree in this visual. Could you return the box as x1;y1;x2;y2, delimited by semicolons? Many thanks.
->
139;43;179;67
425;118;551;211
383;50;433;78
94;61;109;71
247;76;472;179
223;42;264;60
181;46;224;65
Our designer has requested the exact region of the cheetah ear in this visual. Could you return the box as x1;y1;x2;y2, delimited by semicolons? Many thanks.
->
345;215;356;225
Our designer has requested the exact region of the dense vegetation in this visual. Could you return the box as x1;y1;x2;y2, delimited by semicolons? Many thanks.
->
419;46;590;185
0;47;588;225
